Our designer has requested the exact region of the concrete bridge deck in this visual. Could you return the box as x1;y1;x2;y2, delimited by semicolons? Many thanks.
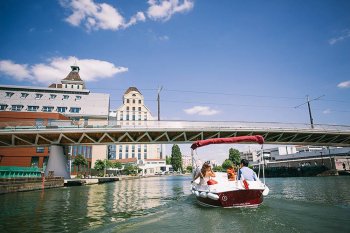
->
0;120;350;147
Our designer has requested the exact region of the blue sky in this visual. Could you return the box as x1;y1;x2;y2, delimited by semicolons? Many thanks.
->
1;0;350;161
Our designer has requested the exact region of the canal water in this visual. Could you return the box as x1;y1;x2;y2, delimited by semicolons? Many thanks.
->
1;175;350;233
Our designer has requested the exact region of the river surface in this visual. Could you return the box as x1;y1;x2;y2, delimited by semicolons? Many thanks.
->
1;175;350;233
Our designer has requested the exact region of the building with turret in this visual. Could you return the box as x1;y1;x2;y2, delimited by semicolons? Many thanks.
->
0;65;110;172
108;87;164;174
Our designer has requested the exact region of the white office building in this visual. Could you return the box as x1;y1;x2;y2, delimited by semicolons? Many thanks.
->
108;87;163;173
0;65;110;169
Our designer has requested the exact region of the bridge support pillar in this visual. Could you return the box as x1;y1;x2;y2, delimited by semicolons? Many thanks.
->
45;145;70;179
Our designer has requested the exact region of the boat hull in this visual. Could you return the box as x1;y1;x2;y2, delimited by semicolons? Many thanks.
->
195;189;264;208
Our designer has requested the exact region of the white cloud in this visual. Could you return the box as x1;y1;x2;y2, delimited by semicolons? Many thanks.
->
0;60;32;81
147;0;194;21
184;106;220;116
0;57;127;84
60;0;145;31
323;109;331;114
329;29;350;45
337;80;350;88
158;35;169;41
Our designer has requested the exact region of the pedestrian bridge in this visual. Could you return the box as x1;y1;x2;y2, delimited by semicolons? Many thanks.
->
1;120;350;147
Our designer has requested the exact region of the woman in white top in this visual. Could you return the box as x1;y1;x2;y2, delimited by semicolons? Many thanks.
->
193;162;216;185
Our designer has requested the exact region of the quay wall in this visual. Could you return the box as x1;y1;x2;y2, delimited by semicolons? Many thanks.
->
0;177;64;194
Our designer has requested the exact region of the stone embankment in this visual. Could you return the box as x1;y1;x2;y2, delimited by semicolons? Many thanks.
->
0;177;64;194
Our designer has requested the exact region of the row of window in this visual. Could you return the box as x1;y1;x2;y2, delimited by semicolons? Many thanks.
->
108;145;147;160
119;114;148;121
126;107;142;111
4;92;82;101
0;104;81;113
124;99;142;104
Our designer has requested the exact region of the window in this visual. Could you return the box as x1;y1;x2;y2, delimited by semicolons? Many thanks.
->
108;145;116;160
132;94;136;97
138;114;142;121
63;95;69;100
125;146;129;158
75;96;81;100
57;107;67;113
35;93;43;99
132;107;135;111
11;105;23;111
126;106;129;111
36;147;45;153
31;157;39;167
42;106;54;112
139;100;141;104
132;145;135;158
21;93;29;98
0;104;8;111
144;146;147;159
50;94;57;99
119;111;123;121
28;106;39;112
144;113;147;121
133;99;135;104
138;107;141;111
127;99;129;103
132;114;135;121
138;145;141;159
70;107;81;113
35;119;44;126
71;85;74;88
119;145;123;159
5;92;14;98
126;114;129;120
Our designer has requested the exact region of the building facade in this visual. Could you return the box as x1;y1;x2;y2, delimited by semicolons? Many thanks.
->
0;65;110;173
108;87;163;174
0;112;69;169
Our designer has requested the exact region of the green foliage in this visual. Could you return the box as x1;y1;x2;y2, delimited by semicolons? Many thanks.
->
186;165;193;173
165;156;171;165
222;159;233;170
171;144;183;172
105;160;113;169
94;159;105;171
113;161;122;169
72;154;88;172
213;165;223;172
229;148;241;165
124;163;139;175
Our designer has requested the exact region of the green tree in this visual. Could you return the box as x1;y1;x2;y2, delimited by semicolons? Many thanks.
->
222;159;233;170
165;156;171;165
124;163;139;175
113;161;122;169
171;144;183;172
213;165;223;172
186;165;193;173
94;159;105;172
104;159;113;169
229;148;241;165
72;154;88;176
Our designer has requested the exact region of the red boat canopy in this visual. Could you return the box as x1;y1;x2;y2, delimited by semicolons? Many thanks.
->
191;135;264;150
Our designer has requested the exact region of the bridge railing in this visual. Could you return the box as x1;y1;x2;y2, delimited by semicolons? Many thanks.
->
0;119;350;133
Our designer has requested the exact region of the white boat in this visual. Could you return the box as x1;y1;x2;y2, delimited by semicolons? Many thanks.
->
191;135;269;208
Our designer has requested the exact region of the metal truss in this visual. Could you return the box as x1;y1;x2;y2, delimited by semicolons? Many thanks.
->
0;122;350;147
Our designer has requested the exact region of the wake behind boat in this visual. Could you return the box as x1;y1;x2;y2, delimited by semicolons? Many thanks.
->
190;135;269;208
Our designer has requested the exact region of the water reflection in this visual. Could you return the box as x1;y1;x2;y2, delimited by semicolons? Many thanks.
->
2;176;349;232
269;176;350;206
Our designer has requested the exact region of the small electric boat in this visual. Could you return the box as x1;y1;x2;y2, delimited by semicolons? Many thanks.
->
191;135;269;208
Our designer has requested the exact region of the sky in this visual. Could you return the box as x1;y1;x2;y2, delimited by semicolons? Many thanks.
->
1;0;350;163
